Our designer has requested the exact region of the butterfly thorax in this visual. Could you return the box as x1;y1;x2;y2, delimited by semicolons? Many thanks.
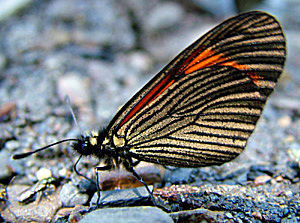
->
72;129;128;162
73;130;108;156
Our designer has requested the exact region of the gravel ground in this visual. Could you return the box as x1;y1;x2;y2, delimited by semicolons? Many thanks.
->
0;0;299;222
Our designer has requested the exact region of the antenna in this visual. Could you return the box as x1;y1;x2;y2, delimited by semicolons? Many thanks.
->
12;96;83;160
65;95;82;133
12;139;80;159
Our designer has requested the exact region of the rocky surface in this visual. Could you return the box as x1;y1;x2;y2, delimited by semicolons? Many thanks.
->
0;0;299;222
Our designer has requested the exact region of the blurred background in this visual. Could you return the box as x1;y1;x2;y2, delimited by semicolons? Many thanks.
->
0;0;300;221
0;0;300;205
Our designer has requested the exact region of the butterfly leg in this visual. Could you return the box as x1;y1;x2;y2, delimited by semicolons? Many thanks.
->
73;155;96;186
94;165;112;208
122;161;157;206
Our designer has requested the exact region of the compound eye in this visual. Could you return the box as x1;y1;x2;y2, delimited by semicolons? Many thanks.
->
81;141;88;150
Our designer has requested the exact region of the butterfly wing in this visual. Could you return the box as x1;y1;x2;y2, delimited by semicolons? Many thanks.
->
106;11;286;167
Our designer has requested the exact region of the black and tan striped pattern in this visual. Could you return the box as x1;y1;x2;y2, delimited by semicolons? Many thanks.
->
104;11;286;167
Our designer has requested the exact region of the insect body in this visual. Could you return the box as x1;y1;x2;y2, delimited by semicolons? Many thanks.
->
13;11;286;205
72;11;286;169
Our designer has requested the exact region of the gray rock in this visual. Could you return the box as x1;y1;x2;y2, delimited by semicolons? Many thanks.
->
56;73;91;108
272;96;300;112
0;150;12;180
0;0;33;21
79;206;173;223
189;0;235;17
165;168;196;185
170;208;230;222
46;0;135;50
90;186;153;207
1;184;62;222
289;143;300;166
145;2;184;32
4;140;20;151
0;54;7;70
59;183;89;207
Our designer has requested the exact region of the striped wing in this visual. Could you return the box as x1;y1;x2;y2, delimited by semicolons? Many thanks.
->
106;11;286;167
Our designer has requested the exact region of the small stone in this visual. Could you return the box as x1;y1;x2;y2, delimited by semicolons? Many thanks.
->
79;206;173;223
189;0;235;17
90;186;153;207
68;205;89;222
272;97;300;112
169;208;227;222
4;140;20;151
54;207;74;222
0;54;7;69
76;178;96;194
0;150;12;180
0;0;33;21
284;190;293;197
254;175;272;186
284;135;295;143
59;183;89;207
165;168;195;185
289;145;300;166
278;115;292;127
58;167;69;178
145;2;184;32
36;168;52;180
126;51;153;73
56;73;90;107
275;175;284;182
1;184;61;222
225;212;233;219
252;212;263;220
43;54;65;71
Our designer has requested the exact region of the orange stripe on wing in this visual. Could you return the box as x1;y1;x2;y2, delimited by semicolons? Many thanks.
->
119;74;173;128
184;48;249;74
119;47;259;128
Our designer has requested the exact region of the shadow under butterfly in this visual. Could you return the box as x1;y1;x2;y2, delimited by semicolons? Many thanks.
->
13;11;286;207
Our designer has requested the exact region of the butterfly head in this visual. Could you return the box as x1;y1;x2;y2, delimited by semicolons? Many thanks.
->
73;131;100;156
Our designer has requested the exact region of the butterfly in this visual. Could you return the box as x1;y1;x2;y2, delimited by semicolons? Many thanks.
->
13;11;286;205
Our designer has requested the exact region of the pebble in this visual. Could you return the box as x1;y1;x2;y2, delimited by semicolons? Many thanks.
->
0;54;7;69
54;205;89;222
289;144;300;165
79;206;173;223
126;51;153;73
170;208;229;222
46;0;135;50
189;0;236;17
56;73;91;107
59;183;89;207
225;212;233;219
4;140;20;151
272;96;300;112
145;2;184;32
2;184;62;222
0;0;33;21
90;186;153;207
58;167;69;178
278;115;292;127
165;168;195;185
254;175;272;186
36;167;52;180
0;150;12;180
75;178;96;194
